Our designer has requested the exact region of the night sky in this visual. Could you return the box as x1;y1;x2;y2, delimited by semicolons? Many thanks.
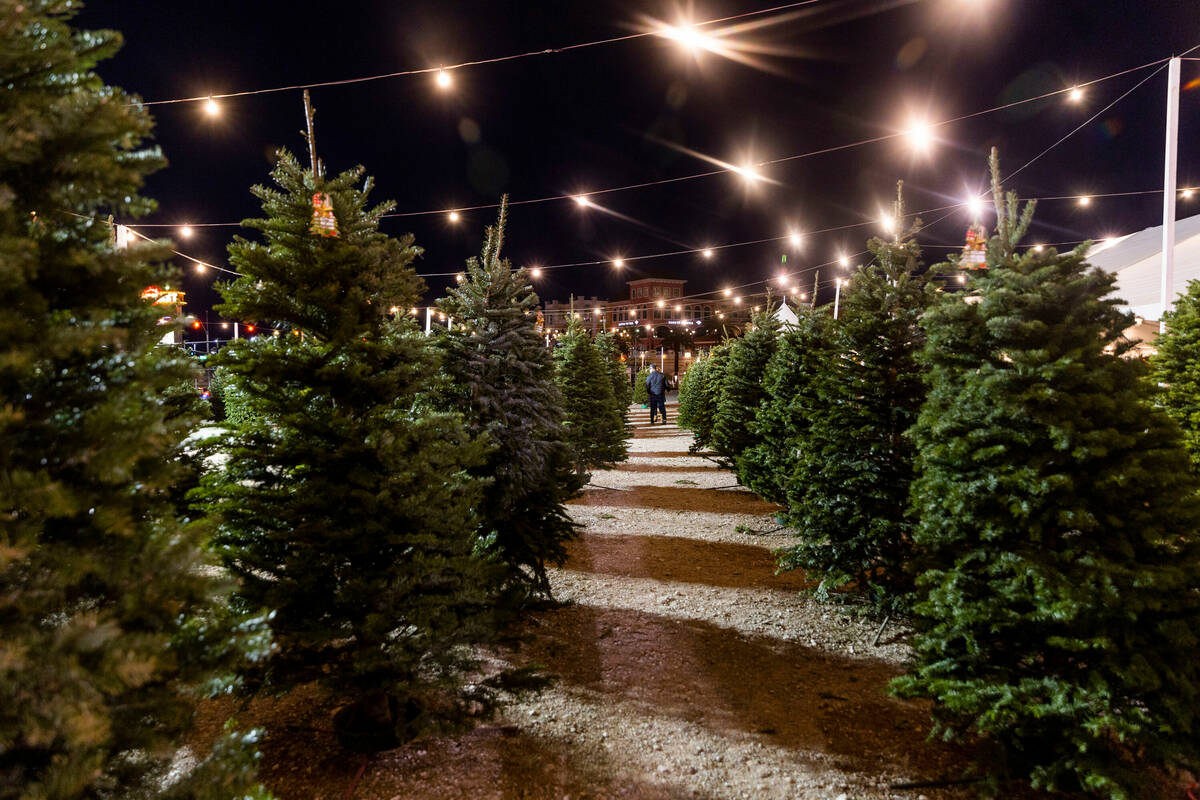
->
76;0;1200;336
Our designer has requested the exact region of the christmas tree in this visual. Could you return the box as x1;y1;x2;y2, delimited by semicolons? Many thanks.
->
435;200;583;596
740;305;834;504
196;150;510;748
1150;279;1200;474
554;316;627;473
0;3;269;796
679;342;731;453
633;366;652;406
895;153;1200;795
779;195;932;610
675;353;706;431
712;307;780;476
594;331;633;414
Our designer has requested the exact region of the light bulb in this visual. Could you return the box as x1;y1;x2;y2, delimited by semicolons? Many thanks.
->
903;120;934;153
531;267;542;278
839;256;850;268
657;300;664;308
1078;196;1091;206
789;233;802;248
204;97;219;116
573;194;590;207
436;69;452;89
1183;188;1194;199
448;211;460;223
613;258;624;268
702;248;714;258
1068;87;1083;103
456;273;465;282
723;288;732;297
180;225;193;238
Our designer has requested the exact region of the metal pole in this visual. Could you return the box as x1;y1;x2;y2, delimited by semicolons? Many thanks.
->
833;279;842;320
1160;56;1181;333
233;322;240;340
425;306;432;336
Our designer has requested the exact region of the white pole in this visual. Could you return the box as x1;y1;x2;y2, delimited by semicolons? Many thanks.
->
233;322;240;340
833;279;842;320
1161;56;1181;333
425;306;432;335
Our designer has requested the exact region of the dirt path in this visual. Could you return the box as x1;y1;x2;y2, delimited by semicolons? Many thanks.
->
218;399;1041;799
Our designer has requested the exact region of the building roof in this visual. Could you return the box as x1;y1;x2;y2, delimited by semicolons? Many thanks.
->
1086;211;1200;321
626;277;687;285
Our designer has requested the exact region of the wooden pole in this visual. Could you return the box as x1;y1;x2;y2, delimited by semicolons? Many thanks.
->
302;89;319;180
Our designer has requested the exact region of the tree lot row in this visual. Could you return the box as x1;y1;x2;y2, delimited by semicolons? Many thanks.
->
676;159;1200;798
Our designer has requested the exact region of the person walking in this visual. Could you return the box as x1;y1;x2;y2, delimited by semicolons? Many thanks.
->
646;363;667;424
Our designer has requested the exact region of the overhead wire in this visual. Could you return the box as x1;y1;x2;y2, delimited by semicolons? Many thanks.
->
124;53;1175;228
135;0;825;107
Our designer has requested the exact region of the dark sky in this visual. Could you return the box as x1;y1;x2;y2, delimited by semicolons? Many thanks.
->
76;0;1200;333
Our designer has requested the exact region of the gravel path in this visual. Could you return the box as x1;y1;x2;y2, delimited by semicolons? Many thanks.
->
211;399;1053;799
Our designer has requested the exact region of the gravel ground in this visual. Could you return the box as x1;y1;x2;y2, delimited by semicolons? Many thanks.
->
195;399;1065;799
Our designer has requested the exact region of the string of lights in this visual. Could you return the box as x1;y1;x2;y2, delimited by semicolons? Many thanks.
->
134;0;825;108
124;52;1179;229
105;180;1188;296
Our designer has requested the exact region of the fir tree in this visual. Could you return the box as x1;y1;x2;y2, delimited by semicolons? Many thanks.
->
779;201;933;610
196;151;508;747
555;316;627;473
895;154;1200;795
680;342;731;453
675;354;706;431
740;305;834;504
0;4;269;796
633;366;652;406
435;200;584;596
594;331;633;414
712;308;780;475
1150;279;1200;474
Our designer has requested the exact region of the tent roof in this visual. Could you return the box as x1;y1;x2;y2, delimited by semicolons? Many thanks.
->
1086;211;1200;321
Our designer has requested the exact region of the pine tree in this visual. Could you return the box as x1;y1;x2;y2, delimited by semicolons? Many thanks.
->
0;4;270;796
1150;279;1200;474
555;316;627;473
712;308;780;475
594;331;633;413
196;151;508;748
740;305;834;504
895;154;1200;795
435;200;584;596
779;202;933;610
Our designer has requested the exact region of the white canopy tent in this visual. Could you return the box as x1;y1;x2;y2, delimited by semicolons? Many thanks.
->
1087;211;1200;323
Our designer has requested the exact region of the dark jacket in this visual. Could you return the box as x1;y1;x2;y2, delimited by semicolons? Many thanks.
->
645;369;666;396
